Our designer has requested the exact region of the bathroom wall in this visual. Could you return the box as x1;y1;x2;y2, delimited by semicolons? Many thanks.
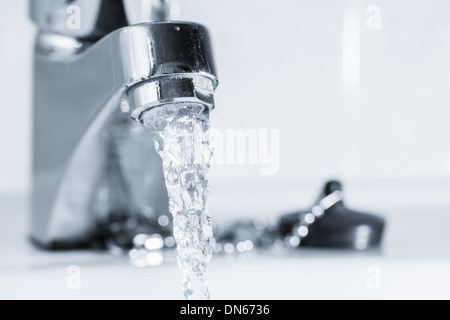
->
0;1;34;194
1;0;449;219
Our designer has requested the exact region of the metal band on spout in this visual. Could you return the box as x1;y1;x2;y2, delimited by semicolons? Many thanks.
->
128;75;216;123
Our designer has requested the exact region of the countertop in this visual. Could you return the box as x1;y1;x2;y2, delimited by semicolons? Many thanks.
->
1;194;449;300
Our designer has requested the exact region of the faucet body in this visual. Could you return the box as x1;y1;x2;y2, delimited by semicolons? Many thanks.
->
30;1;218;248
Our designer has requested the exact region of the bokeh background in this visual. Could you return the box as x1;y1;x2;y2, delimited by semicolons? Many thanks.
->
1;0;449;300
1;0;449;221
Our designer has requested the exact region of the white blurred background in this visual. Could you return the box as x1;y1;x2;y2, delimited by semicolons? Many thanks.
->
1;0;449;220
1;0;450;301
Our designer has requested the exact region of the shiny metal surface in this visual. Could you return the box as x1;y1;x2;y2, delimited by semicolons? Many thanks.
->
128;76;216;122
31;10;218;247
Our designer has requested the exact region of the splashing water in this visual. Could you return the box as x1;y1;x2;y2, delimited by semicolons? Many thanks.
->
142;103;214;300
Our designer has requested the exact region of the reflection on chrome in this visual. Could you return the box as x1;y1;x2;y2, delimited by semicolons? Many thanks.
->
126;190;346;268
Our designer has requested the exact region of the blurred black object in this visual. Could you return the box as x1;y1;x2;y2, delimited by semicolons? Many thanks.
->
278;181;385;250
112;180;386;260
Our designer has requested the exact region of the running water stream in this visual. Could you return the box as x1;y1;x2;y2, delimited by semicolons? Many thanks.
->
142;103;214;300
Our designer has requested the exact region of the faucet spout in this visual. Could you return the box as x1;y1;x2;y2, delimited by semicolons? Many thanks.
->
31;22;218;248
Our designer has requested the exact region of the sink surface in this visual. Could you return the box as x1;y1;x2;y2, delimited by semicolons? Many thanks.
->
1;194;449;300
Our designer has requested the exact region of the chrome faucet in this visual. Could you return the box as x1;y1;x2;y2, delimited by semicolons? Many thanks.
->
30;0;218;249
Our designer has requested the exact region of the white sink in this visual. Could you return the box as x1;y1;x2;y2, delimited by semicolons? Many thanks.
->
1;195;449;300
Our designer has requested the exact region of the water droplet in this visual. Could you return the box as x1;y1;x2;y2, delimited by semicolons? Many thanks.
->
224;243;234;254
304;213;315;224
297;226;309;237
158;215;170;227
146;252;164;266
288;236;301;247
133;234;148;247
144;235;164;250
312;206;324;217
164;236;176;248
